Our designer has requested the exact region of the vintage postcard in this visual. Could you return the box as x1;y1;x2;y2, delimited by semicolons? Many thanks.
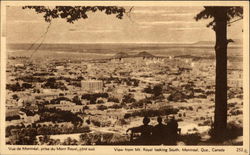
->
0;1;249;155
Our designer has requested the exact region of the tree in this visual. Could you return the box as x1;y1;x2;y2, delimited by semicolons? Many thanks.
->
12;94;19;100
143;84;163;97
122;93;136;104
72;95;82;105
152;84;163;97
107;97;120;103
23;6;125;23
24;4;244;143
195;6;243;141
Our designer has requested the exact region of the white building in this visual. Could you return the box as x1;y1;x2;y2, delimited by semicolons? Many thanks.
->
81;80;103;93
45;101;84;113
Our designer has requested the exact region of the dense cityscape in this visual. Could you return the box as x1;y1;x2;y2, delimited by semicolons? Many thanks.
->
5;45;243;145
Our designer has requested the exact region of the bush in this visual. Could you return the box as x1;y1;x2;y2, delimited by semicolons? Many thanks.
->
6;83;23;91
86;119;91;124
167;91;186;102
131;101;144;108
176;118;183;122
115;118;129;126
107;97;119;103
188;106;194;111
38;108;82;124
6;115;20;121
198;120;212;126
62;137;78;145
228;102;237;108
83;105;89;110
42;78;68;90
79;132;129;145
179;133;201;145
50;97;71;104
143;84;163;97
91;119;111;127
199;116;205;120
82;93;109;100
230;109;243;116
122;93;136;104
97;99;104;104
22;83;33;89
124;113;131;119
130;106;179;117
97;105;108;111
131;99;152;108
108;104;122;109
209;121;243;141
6;125;21;137
12;94;19;100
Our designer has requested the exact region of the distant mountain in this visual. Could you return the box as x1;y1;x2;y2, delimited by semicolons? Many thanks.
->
192;39;243;46
113;51;155;59
113;52;129;58
135;51;155;58
192;41;215;46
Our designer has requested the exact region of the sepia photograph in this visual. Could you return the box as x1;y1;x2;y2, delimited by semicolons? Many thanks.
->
1;1;249;154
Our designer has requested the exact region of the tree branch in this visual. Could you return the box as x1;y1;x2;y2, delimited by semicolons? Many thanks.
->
227;17;243;25
125;7;136;24
29;21;52;59
27;21;51;51
125;6;134;14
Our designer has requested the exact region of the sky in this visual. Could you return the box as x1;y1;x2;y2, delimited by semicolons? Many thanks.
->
6;6;243;44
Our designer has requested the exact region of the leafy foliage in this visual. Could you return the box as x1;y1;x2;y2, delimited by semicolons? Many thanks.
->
23;6;126;23
107;97;120;103
128;106;179;118
195;6;243;29
38;108;82;124
122;93;136;104
6;115;21;121
81;93;108;104
143;84;163;97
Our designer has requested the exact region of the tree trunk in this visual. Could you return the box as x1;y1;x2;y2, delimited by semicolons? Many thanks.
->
213;7;228;141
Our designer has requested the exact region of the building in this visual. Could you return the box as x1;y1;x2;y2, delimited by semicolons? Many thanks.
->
228;70;243;88
45;101;84;113
19;112;40;124
228;79;243;88
81;80;103;93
